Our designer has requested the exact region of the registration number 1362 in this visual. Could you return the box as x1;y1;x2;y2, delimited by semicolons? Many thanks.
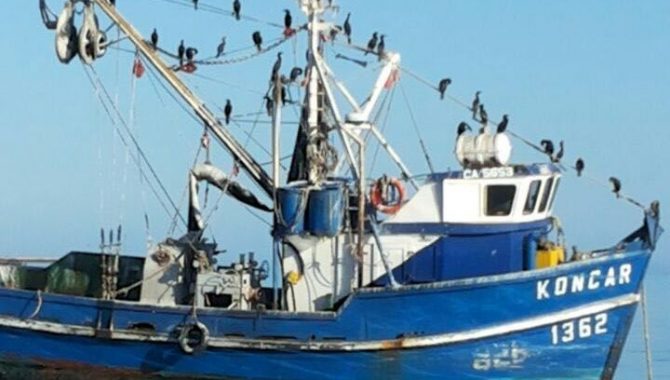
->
550;313;608;345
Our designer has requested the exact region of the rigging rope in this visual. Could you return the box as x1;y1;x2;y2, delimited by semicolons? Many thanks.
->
147;0;285;29
399;82;435;174
195;36;295;66
396;63;650;211
368;86;396;174
83;64;187;226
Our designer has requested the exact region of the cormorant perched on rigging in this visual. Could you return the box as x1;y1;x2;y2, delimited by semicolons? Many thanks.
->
281;86;287;105
289;67;303;82
609;177;622;198
192;0;198;10
343;13;352;44
471;91;481;120
552;141;564;163
438;78;451;100
252;31;263;52
497;114;509;133
575;158;585;176
377;35;385;61
233;0;241;20
224;99;233;125
284;9;292;31
150;28;158;50
540;139;555;157
264;95;274;117
216;37;226;58
329;25;341;44
457;122;472;136
271;52;282;82
478;104;488;127
185;47;198;62
365;32;378;55
177;40;185;66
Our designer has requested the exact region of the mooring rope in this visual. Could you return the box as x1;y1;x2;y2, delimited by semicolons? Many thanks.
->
641;285;654;380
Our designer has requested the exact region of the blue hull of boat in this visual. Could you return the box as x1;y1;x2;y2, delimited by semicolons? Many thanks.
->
0;247;650;379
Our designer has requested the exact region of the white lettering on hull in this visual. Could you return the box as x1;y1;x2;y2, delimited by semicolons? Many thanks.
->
536;264;632;300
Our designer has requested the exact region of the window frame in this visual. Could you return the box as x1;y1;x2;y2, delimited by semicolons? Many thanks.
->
484;184;517;217
538;177;555;212
523;180;542;214
547;177;561;211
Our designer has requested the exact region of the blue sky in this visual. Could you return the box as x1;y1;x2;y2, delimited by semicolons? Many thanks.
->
0;1;669;376
6;0;668;260
0;1;667;265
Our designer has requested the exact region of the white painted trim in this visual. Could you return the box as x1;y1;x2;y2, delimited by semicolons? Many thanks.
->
0;293;638;352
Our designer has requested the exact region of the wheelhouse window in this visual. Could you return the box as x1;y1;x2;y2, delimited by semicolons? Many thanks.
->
486;185;516;216
538;177;555;212
523;180;541;214
548;178;561;210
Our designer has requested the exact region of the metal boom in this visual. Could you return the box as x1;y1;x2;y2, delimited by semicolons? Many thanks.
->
93;0;274;198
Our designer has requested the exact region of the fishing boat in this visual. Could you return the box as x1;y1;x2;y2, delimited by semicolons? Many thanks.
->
1;0;661;378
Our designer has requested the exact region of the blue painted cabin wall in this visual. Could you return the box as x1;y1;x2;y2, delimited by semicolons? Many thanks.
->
376;220;551;285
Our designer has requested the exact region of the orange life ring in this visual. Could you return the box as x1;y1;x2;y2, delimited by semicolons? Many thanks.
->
369;176;405;215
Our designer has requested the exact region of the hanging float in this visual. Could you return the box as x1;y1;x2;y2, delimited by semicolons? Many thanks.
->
54;1;77;63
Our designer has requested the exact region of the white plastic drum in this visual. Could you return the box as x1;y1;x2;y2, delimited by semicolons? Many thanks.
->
474;132;495;165
455;134;477;166
493;132;512;165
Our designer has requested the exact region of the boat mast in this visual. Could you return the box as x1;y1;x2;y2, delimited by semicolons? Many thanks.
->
301;0;328;185
92;0;274;198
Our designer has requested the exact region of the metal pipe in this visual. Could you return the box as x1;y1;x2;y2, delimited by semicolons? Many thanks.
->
357;143;366;264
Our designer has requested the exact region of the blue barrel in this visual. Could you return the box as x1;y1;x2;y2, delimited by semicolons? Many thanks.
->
306;182;345;237
276;182;308;235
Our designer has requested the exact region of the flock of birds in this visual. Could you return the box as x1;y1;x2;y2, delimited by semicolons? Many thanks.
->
132;0;624;198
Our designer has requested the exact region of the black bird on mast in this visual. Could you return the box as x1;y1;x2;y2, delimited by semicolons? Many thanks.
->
471;91;481;120
284;9;292;31
552;140;564;163
224;99;233;125
150;28;158;50
289;67;303;82
271;52;282;82
497;114;509;133
252;31;263;52
177;40;185;66
216;37;226;58
377;35;385;61
185;47;198;62
264;95;274;117
540;139;555;157
609;177;622;198
233;0;241;20
438;78;451;100
457;122;472;136
478;104;488;127
343;13;352;44
365;32;378;55
575;158;585;176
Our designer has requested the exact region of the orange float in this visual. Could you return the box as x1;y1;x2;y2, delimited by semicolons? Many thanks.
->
369;176;405;215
